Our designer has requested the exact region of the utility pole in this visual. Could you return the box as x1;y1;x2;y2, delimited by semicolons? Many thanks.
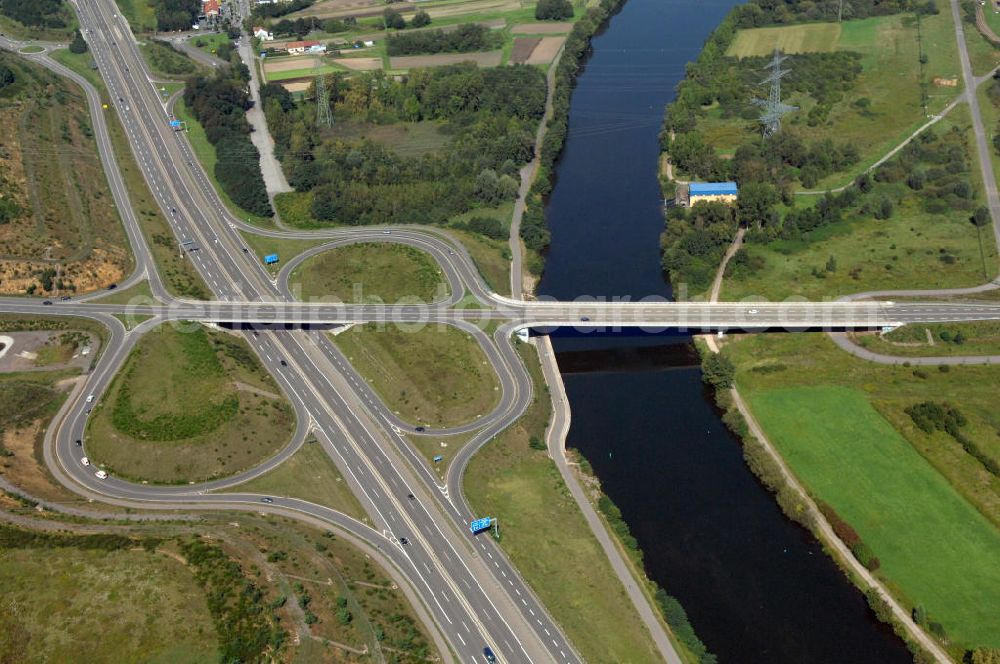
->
753;48;798;137
838;0;843;22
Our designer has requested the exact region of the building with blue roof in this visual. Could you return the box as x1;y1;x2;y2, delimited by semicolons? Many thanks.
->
687;181;738;207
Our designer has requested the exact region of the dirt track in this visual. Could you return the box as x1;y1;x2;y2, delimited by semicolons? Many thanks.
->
512;22;572;34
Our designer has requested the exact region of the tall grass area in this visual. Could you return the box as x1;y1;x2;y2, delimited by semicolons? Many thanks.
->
87;323;294;483
727;332;1000;652
464;342;664;663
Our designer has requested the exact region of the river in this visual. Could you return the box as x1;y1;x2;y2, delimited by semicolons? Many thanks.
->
535;0;912;661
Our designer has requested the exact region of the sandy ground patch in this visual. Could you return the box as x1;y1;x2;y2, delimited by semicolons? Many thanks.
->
333;57;382;70
510;37;541;64
423;0;520;19
0;331;97;373
281;81;312;93
512;22;572;34
263;56;322;73
391;51;502;69
526;36;565;65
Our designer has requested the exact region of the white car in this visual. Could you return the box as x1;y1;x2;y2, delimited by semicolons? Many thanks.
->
86;394;95;403
81;457;90;466
95;470;108;480
747;308;759;315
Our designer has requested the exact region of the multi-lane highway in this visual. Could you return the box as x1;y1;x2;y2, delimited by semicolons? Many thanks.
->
7;1;1000;662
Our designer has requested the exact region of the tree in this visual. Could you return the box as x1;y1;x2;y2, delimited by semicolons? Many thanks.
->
69;29;88;54
874;197;893;220
912;604;927;626
973;206;990;227
702;353;735;389
535;0;573;20
410;9;431;27
736;182;777;228
825;255;837;272
0;65;14;90
383;7;405;29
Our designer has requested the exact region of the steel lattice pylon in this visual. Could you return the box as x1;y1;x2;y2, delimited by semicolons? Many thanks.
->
752;48;797;137
315;71;333;128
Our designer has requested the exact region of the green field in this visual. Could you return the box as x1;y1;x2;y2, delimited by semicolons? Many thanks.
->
114;0;157;32
139;40;202;79
331;322;499;427
746;385;1000;648
852;320;1000;357
0;546;218;663
265;63;343;81
87;323;295;483
727;23;842;58
289;243;450;303
231;438;367;520
51;49;210;299
464;341;662;663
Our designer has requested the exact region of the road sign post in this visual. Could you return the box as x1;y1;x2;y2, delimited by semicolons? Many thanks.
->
470;517;492;534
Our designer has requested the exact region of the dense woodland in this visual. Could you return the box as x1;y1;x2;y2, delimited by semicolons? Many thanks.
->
184;67;273;217
385;24;502;56
262;64;545;227
152;0;200;31
733;0;934;26
0;0;70;30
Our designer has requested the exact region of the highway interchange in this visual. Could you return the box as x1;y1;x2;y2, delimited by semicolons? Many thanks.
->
4;0;1000;662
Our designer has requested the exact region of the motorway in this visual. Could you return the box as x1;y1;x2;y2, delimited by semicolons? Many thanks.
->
6;1;1000;662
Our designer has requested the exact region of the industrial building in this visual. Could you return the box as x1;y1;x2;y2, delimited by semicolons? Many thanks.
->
687;182;738;206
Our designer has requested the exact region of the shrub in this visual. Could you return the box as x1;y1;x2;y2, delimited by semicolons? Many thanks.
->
69;29;88;54
410;9;430;27
535;0;573;20
383;7;405;29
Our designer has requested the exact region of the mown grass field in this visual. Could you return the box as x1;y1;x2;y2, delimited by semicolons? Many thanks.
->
746;385;1000;649
726;23;841;58
87;323;294;483
727;332;1000;650
331;322;499;427
0;547;219;663
232;438;367;520
464;341;662;663
289;243;450;303
52;49;211;299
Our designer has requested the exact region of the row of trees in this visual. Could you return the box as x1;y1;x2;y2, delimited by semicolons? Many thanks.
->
733;0;931;27
184;71;272;216
385;23;501;56
252;0;312;19
383;6;430;29
262;64;545;228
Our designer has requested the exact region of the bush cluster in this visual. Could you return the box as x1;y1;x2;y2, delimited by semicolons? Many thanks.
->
906;401;1000;476
152;0;200;32
654;590;717;664
817;501;880;571
386;23;502;56
535;0;573;20
733;0;917;26
0;0;68;29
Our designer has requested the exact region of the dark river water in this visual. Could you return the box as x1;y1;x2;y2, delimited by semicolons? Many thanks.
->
536;1;911;662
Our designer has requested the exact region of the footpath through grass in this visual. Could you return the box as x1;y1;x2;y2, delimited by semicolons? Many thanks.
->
87;323;294;483
289;242;450;303
728;332;1000;650
331;322;499;428
464;341;662;664
0;545;218;663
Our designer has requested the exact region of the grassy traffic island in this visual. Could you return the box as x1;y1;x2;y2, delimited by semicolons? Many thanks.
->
330;322;499;428
720;332;1000;658
86;323;295;483
288;242;450;303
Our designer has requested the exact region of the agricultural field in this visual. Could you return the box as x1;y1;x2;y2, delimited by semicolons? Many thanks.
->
86;323;295;483
726;332;1000;652
0;53;131;296
288;242;450;303
726;22;842;58
330;322;500;427
464;341;663;664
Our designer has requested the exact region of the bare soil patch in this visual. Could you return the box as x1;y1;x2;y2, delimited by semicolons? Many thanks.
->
263;56;323;73
512;22;573;34
390;50;502;69
333;57;382;70
280;80;312;93
510;37;541;64
526;36;565;65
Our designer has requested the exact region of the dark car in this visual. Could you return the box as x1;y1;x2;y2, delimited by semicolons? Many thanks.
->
415;426;425;432
75;439;82;446
580;316;590;322
483;647;496;663
107;284;117;290
407;493;415;500
42;300;53;305
260;497;274;504
399;537;409;545
279;360;287;366
61;296;71;301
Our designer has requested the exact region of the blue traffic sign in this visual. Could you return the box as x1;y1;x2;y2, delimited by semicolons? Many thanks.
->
432;455;443;463
169;120;181;127
263;253;279;265
470;517;492;534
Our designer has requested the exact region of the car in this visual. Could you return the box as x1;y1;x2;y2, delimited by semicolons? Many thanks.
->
107;284;117;290
407;493;415;500
448;250;455;255
399;537;409;545
81;457;90;466
42;300;52;305
85;408;91;414
415;426;425;432
260;497;274;504
382;230;391;235
747;308;759;315
61;296;71;301
95;470;108;480
483;646;497;663
243;248;249;253
75;439;82;446
279;360;287;367
580;316;590;322
86;394;95;403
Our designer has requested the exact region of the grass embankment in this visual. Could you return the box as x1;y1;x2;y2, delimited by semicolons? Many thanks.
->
464;341;663;664
139;39;203;79
723;110;996;301
87;323;294;483
172;99;274;227
114;0;157;32
852;320;1000;356
230;438;367;521
727;22;842;57
331;323;499;427
0;534;219;663
51;49;211;299
727;332;1000;652
289;243;450;303
90;279;156;304
0;52;132;295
